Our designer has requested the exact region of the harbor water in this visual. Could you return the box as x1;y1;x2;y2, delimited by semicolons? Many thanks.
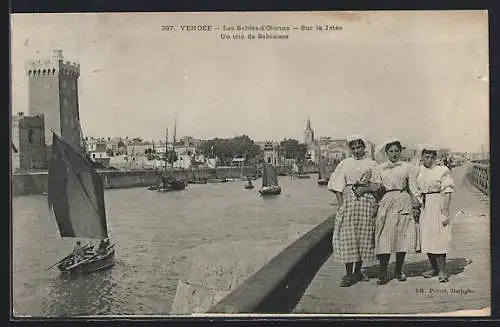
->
12;176;336;316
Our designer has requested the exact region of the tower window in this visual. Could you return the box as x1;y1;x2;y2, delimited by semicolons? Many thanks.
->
28;129;34;143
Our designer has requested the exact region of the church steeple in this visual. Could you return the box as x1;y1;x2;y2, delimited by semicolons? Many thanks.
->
304;116;314;145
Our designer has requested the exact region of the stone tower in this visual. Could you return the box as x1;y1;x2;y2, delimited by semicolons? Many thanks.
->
303;117;314;146
26;49;83;152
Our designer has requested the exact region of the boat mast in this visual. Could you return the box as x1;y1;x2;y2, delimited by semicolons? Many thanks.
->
262;162;268;188
173;117;177;173
152;140;157;172
165;128;168;177
319;158;324;179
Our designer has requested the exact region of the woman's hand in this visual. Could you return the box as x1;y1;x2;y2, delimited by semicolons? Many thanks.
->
411;198;421;210
353;185;366;197
412;207;421;223
441;208;450;226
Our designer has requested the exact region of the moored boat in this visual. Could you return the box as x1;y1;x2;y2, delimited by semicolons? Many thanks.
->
244;177;254;189
157;178;187;192
207;178;228;183
154;123;186;192
187;177;208;184
317;179;328;185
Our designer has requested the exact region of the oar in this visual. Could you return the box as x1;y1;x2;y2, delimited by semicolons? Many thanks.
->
46;243;93;271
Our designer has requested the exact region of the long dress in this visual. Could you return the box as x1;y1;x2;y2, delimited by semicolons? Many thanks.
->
410;165;455;254
371;161;417;255
328;157;378;263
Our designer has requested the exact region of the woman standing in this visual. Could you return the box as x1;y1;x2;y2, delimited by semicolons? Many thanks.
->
371;139;421;285
328;134;378;287
409;146;455;282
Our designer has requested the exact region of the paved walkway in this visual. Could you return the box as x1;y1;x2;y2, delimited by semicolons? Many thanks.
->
294;164;490;315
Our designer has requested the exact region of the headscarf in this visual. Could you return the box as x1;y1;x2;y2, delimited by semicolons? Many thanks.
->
410;144;440;179
411;144;439;165
346;134;370;159
374;137;402;164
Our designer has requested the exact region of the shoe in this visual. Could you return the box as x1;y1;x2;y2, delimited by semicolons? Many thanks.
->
377;272;390;285
354;271;370;282
395;271;407;282
422;269;438;278
438;275;449;283
340;274;355;287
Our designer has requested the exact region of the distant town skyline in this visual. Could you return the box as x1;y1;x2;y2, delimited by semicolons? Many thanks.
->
11;11;489;152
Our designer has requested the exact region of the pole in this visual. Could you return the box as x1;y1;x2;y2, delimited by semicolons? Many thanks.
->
173;117;177;171
165;128;168;177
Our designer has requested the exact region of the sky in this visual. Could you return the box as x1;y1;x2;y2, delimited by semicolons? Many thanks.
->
11;11;489;152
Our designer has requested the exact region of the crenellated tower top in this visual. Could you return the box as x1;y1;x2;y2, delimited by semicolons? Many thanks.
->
26;49;80;77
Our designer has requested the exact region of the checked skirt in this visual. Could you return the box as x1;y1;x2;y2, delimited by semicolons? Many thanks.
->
332;186;378;263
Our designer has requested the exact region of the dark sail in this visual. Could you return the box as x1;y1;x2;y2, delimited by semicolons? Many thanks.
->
262;163;278;187
47;133;108;239
262;162;269;188
319;160;327;180
269;165;279;186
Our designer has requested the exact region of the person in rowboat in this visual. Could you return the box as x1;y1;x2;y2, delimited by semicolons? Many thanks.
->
72;241;85;263
96;238;110;254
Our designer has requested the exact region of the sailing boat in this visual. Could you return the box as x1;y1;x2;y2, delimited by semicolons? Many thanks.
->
296;162;310;179
47;132;115;273
147;141;160;190
157;122;187;192
259;162;281;195
244;173;254;189
317;158;329;185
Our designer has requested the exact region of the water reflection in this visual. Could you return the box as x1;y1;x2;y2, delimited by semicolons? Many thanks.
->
43;262;111;315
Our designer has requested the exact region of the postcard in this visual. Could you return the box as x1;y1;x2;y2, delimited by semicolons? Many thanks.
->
10;10;490;318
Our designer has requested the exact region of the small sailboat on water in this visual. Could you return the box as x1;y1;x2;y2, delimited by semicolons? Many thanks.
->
259;162;281;195
296;163;310;179
47;133;115;274
244;176;254;189
317;158;329;186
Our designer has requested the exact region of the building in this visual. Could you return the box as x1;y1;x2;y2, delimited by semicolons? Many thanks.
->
106;137;127;154
314;139;349;164
302;118;349;164
84;137;111;168
303;117;315;146
86;138;108;157
26;49;83;153
300;117;377;163
12;112;47;171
